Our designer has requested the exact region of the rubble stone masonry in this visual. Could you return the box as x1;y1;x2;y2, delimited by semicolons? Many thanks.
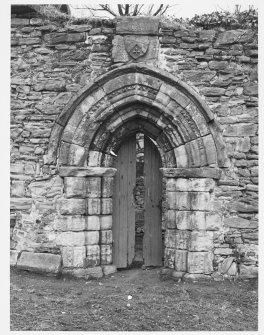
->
10;8;258;280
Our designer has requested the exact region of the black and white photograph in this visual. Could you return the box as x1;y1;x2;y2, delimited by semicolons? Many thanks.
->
7;0;261;332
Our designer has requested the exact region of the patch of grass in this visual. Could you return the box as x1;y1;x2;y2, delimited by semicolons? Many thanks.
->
10;267;258;331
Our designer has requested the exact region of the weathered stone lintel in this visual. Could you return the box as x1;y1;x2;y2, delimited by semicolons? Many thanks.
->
116;16;160;35
59;166;117;177
161;167;222;179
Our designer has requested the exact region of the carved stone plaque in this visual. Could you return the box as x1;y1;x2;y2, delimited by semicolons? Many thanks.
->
124;36;149;60
112;35;159;63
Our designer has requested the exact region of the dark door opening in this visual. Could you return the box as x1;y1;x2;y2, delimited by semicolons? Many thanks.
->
112;133;164;269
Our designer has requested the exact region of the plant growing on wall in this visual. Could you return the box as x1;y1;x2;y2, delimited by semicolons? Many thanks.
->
76;4;177;17
188;5;258;30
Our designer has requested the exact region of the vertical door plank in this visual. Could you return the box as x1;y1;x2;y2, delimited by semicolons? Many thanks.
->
144;136;163;266
112;136;136;268
127;136;136;265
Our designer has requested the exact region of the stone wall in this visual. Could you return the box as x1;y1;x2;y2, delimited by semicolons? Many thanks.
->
10;7;258;280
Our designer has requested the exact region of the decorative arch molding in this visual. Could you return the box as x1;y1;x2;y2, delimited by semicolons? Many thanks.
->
46;63;228;169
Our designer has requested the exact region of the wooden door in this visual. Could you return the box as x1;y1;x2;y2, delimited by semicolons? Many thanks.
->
143;136;163;266
112;135;136;268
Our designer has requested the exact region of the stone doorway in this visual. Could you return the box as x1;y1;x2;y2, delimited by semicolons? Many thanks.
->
112;133;163;269
47;64;227;278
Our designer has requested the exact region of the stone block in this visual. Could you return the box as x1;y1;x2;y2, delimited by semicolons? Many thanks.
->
86;177;101;198
231;202;258;213
223;217;250;229
55;216;86;231
34;79;66;92
112;35;159;62
167;210;176;229
164;248;175;268
56;231;99;246
173;192;189;210
200;87;226;97
203;135;217;165
58;199;86;215
102;265;117;276
167;178;215;192
236;244;258;264
101;177;113;197
11;18;30;26
88;151;102;167
187;251;214;274
101;245;112;265
112;36;130;62
239;264;258;278
189;192;210;211
17;252;61;274
161;84;191;109
161;167;221;179
60;143;88;166
100;215;112;230
100;230;112;244
226;262;237;276
185;140;203;168
183;70;216;83
116;16;159;35
205;213;222;230
174;146;188;168
86;216;100;230
214;248;233;255
62;246;86;267
44;32;86;45
164;229;177;248
167;192;177;210
11;181;25;197
223;123;257;137
56;232;86;246
243;84;258;96
59;167;117;177
176;211;206;230
10;163;24;174
189;231;214;251
10;198;32;211
64;177;86;198
169;192;210;211
176;230;190;250
85;245;100;267
175;250;188;272
30;18;43;25
215;30;250;45
208;60;228;70
199;30;215;41
218;257;234;274
87;198;101;215
10;250;20;266
101;198;112;214
85;231;99;245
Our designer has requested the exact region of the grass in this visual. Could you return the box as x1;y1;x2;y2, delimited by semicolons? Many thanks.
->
10;267;258;331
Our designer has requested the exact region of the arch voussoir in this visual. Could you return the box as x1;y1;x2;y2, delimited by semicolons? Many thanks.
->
47;63;227;169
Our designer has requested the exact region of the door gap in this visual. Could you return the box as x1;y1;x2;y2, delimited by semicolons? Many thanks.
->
131;133;145;268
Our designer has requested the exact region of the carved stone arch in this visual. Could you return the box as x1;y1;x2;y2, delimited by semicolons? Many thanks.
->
46;63;228;169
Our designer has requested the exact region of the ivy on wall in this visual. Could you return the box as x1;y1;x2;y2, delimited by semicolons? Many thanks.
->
188;7;258;30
